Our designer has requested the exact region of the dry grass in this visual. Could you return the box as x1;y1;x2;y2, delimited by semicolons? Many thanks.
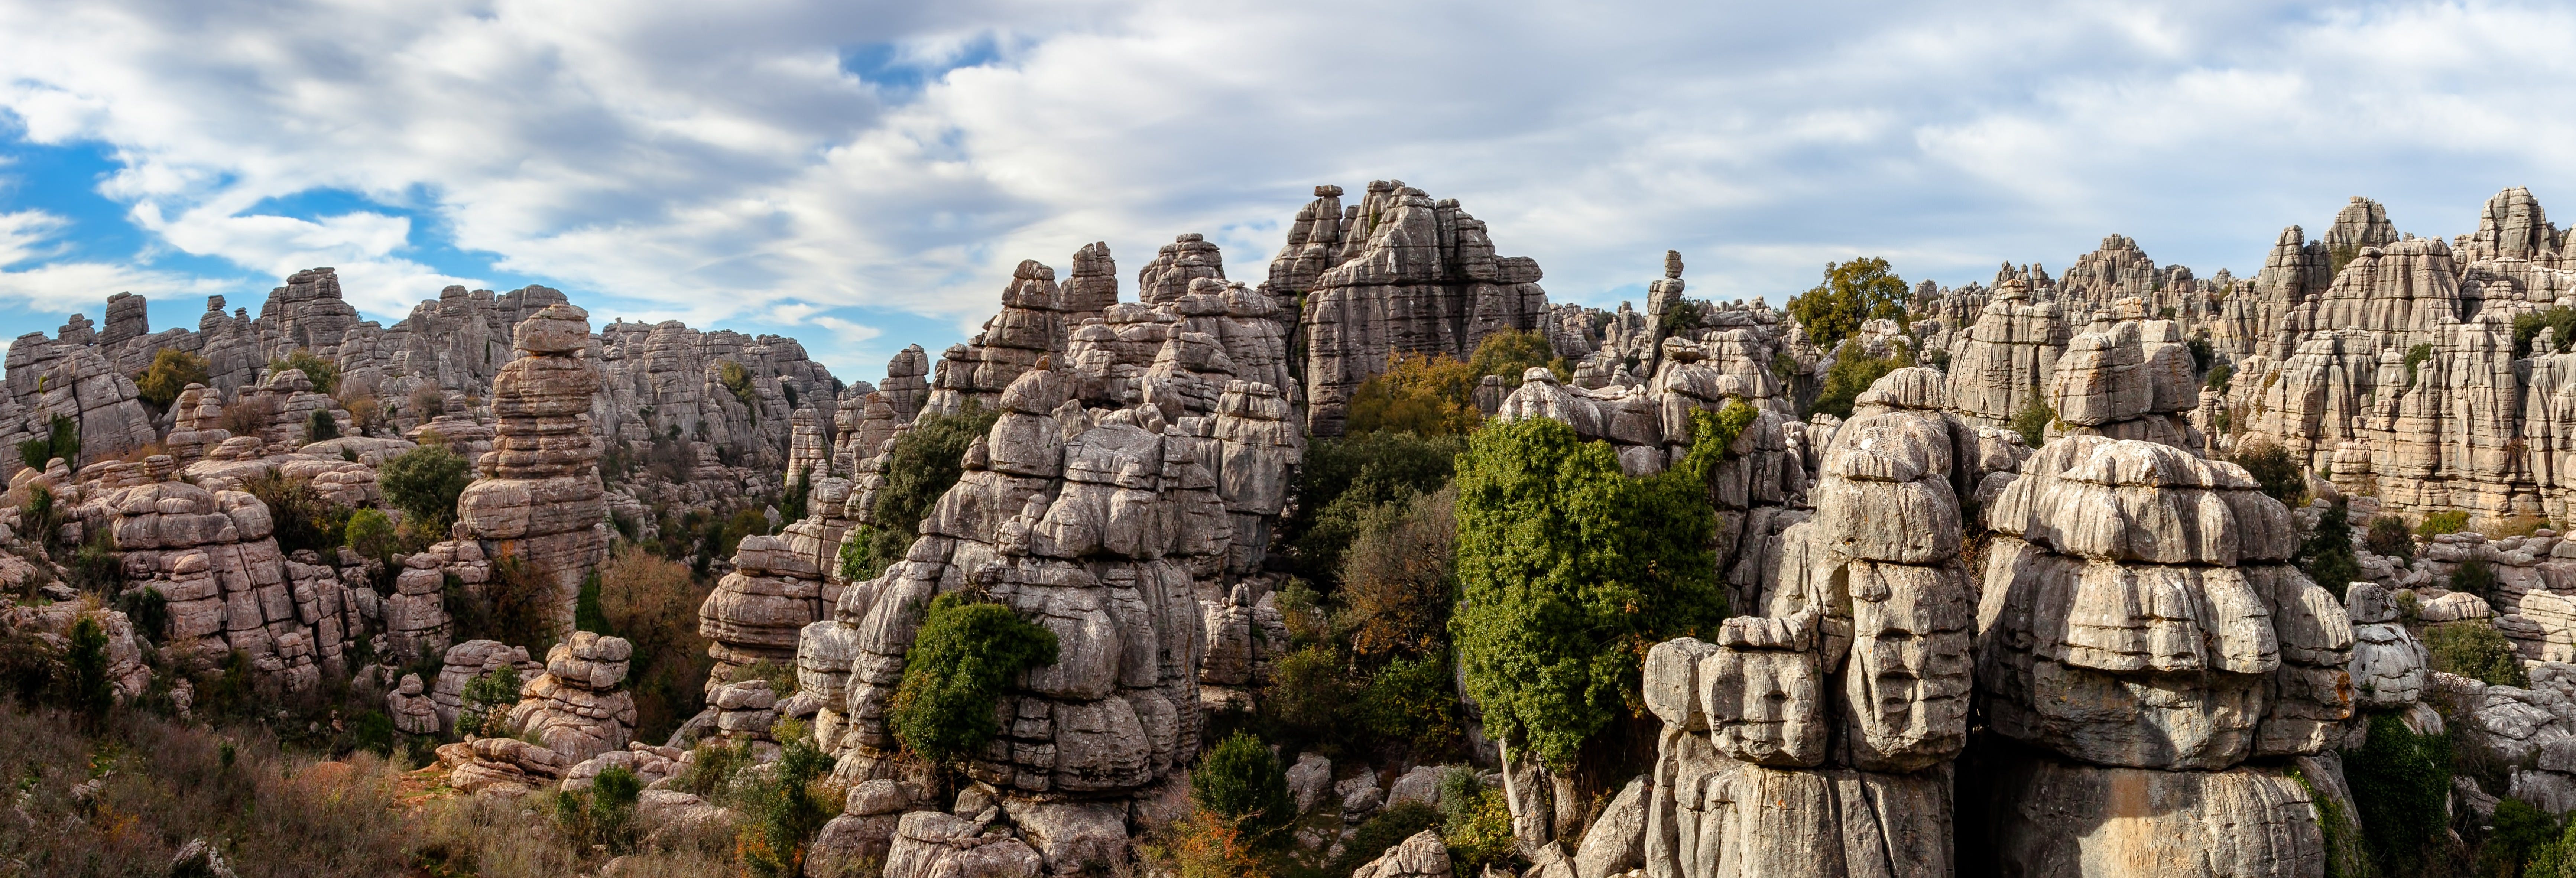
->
0;701;746;878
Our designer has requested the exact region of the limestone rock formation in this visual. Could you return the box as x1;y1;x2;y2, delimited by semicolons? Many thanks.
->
1281;180;1549;435
454;303;607;637
505;631;639;764
1968;435;2348;875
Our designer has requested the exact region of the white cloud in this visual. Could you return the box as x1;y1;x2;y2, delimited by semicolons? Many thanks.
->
0;209;225;311
1;0;2575;373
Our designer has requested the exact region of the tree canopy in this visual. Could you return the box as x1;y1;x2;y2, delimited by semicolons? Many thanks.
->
1784;257;1910;352
1450;413;1729;767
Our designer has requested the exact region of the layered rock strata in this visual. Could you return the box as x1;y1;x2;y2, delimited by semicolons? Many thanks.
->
454;304;607;638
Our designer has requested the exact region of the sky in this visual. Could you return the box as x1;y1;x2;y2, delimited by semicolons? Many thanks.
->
1;0;2573;381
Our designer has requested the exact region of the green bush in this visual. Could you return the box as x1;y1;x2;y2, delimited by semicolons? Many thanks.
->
1356;656;1462;759
2452;557;2498;602
674;739;752;796
2517;307;2576;357
1451;414;1727;767
1282;430;1463;586
2486;796;2562;877
17;413;78;470
1261;645;1356;753
348;709;395;758
2417;510;2470;538
1465;328;1568;388
574;570;606;634
243;472;353;557
307;409;339;442
2345;711;2452;875
380;442;472;537
719;360;758;411
457;665;522;738
2402;343;2433;387
2205;361;2234;393
1784;257;1909;352
1438;770;1515;872
2364;515;2415;560
2299;500;2361;594
1808;348;1909;420
269;348;340;396
114;586;167;641
2010;390;2054;449
735;727;837;878
2427;621;2526;687
345;508;398;565
887;593;1058;765
553;765;643;854
134;349;210;410
1324;801;1441;876
2226;441;2306;507
68;615;111;726
1191;731;1295;842
851;406;998;581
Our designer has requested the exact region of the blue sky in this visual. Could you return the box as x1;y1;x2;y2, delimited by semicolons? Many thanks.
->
3;0;2576;381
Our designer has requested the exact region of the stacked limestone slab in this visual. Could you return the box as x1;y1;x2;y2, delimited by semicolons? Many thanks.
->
1967;435;2352;876
505;631;638;764
2041;303;2203;451
1941;279;2067;425
1619;367;1978;878
455;304;608;638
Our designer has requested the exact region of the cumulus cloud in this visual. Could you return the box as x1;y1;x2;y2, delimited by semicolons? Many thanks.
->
0;0;2572;373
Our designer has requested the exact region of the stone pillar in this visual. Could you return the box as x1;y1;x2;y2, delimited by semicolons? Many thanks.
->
455;303;607;638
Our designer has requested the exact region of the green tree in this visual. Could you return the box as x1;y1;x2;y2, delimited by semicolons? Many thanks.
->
2300;500;2361;594
887;593;1059;765
850;406;999;580
2010;390;2055;449
1451;413;1728;767
1809;346;1911;420
269;348;339;396
134;349;211;410
306;409;339;442
1464;328;1567;390
1281;431;1464;586
17;413;79;470
457;664;521;738
68;615;112;726
2345;711;2452;874
1191;731;1296;842
2226;440;2306;507
2518;307;2576;357
379;442;473;537
1784;257;1910;352
344;508;398;564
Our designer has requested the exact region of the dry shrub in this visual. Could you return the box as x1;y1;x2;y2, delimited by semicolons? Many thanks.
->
2491;514;2554;539
218;393;278;438
1339;484;1457;661
1139;810;1279;878
599;542;714;743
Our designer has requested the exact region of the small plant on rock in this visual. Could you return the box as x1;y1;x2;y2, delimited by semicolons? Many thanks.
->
1190;731;1296;844
886;593;1058;766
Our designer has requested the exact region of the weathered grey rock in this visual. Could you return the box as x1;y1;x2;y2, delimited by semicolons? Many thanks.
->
455;303;606;638
882;811;1044;878
1969;750;2327;878
1349;830;1451;878
1571;777;1648;878
505;631;639;764
1286;752;1332;814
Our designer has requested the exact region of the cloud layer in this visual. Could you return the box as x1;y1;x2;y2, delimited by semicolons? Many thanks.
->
1;0;2573;376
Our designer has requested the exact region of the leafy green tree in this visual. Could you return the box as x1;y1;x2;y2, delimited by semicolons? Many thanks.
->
1809;347;1911;420
2299;500;2361;595
306;409;339;442
2364;515;2414;560
2427;621;2524;687
2226;440;2305;507
1464;328;1568;390
457;664;521;738
1192;731;1296;842
1282;431;1463;586
887;593;1059;764
850;406;998;580
737;724;835;877
1784;257;1910;352
134;349;211;410
68;615;111;726
379;442;472;537
344;508;398;565
269;348;339;396
2518;307;2576;357
2345;712;2452;874
1451;413;1728;767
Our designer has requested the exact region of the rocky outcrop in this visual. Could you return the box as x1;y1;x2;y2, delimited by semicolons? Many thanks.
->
698;534;825;686
505;631;638;764
2043;305;2203;451
1942;279;2067;425
1967;435;2348;875
1623;367;1977;878
1284;180;1549;435
454;304;607;638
